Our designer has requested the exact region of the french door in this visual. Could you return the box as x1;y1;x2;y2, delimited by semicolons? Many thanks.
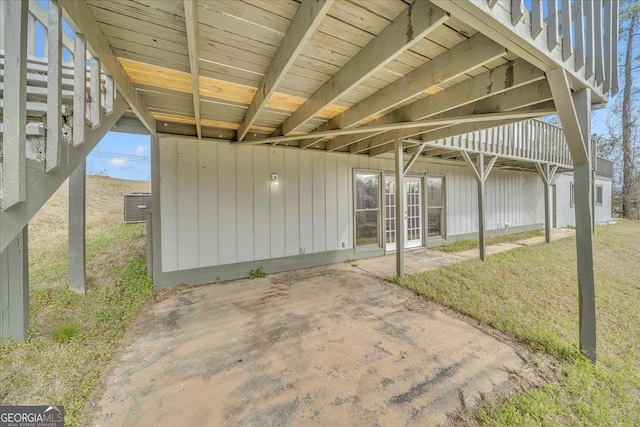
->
384;176;423;251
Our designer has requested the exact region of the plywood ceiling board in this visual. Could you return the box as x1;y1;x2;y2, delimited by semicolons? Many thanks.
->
86;1;187;33
347;0;408;19
196;5;285;46
199;0;294;33
328;1;392;34
199;62;263;88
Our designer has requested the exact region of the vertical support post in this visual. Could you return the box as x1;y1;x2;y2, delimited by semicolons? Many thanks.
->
146;210;153;277
573;89;596;363
536;163;557;244
2;0;28;209
46;0;63;173
394;139;405;279
477;153;486;261
150;135;164;288
69;161;87;293
0;226;29;342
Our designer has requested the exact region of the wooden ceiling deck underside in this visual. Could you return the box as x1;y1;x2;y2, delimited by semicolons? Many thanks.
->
87;0;556;157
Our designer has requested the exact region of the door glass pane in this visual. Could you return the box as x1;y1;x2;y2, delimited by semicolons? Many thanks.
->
356;173;379;209
426;177;443;206
428;208;442;237
406;180;421;243
356;211;379;246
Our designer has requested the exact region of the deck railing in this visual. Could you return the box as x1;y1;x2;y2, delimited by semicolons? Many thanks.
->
0;0;115;210
492;0;618;95
424;119;573;167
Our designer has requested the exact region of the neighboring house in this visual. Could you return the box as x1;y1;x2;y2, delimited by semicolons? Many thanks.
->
0;0;620;362
555;158;615;228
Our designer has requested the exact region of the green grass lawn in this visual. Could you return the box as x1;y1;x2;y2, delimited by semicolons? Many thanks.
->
0;177;153;426
434;229;545;253
399;220;640;425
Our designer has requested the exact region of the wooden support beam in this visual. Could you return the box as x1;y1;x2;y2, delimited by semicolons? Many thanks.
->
2;0;28;209
60;0;156;134
404;144;427;176
240;109;556;146
72;34;86;146
394;139;405;279
276;0;449;136
461;151;496;261
183;0;202;139
0;226;29;343
383;58;545;126
45;0;63;173
69;160;86;293
546;68;589;164
238;0;334;141
572;89;596;363
327;33;506;132
535;162;558;243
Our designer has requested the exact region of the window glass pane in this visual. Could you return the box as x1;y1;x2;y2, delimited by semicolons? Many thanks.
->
356;173;379;210
597;186;603;204
427;177;443;207
356;211;379;246
428;208;442;237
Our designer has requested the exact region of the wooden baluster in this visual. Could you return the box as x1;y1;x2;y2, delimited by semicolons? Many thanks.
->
611;0;619;94
548;0;559;51
104;74;114;114
584;0;595;79
90;58;101;127
573;0;585;72
603;0;613;92
73;34;86;146
561;0;573;62
2;0;28;208
46;0;62;173
511;0;523;25
531;0;543;39
593;0;604;85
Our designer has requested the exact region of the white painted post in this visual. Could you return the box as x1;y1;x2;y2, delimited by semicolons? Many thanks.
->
2;0;28;209
46;0;62;173
394;139;405;279
73;34;86;146
477;152;487;261
0;226;29;342
69;161;86;293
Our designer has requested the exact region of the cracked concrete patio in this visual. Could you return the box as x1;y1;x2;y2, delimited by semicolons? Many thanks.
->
84;231;574;426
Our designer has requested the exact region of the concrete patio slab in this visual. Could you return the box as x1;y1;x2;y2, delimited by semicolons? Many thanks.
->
85;264;525;426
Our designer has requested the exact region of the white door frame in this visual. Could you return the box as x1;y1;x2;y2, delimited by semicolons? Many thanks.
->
384;175;423;252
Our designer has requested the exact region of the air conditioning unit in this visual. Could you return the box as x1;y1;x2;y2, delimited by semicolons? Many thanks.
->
124;193;152;223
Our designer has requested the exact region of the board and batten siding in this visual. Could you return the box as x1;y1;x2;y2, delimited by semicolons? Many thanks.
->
159;136;544;272
554;174;613;227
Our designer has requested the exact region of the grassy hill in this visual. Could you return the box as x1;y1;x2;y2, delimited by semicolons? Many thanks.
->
1;175;153;426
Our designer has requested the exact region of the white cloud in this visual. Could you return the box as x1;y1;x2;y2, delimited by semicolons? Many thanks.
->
135;145;148;156
108;157;130;169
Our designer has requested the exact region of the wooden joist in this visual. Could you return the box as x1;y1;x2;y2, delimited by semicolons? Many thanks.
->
182;0;202;139
276;0;449;136
237;0;334;141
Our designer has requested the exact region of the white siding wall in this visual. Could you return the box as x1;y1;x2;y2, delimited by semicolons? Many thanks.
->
159;137;545;272
554;173;613;227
